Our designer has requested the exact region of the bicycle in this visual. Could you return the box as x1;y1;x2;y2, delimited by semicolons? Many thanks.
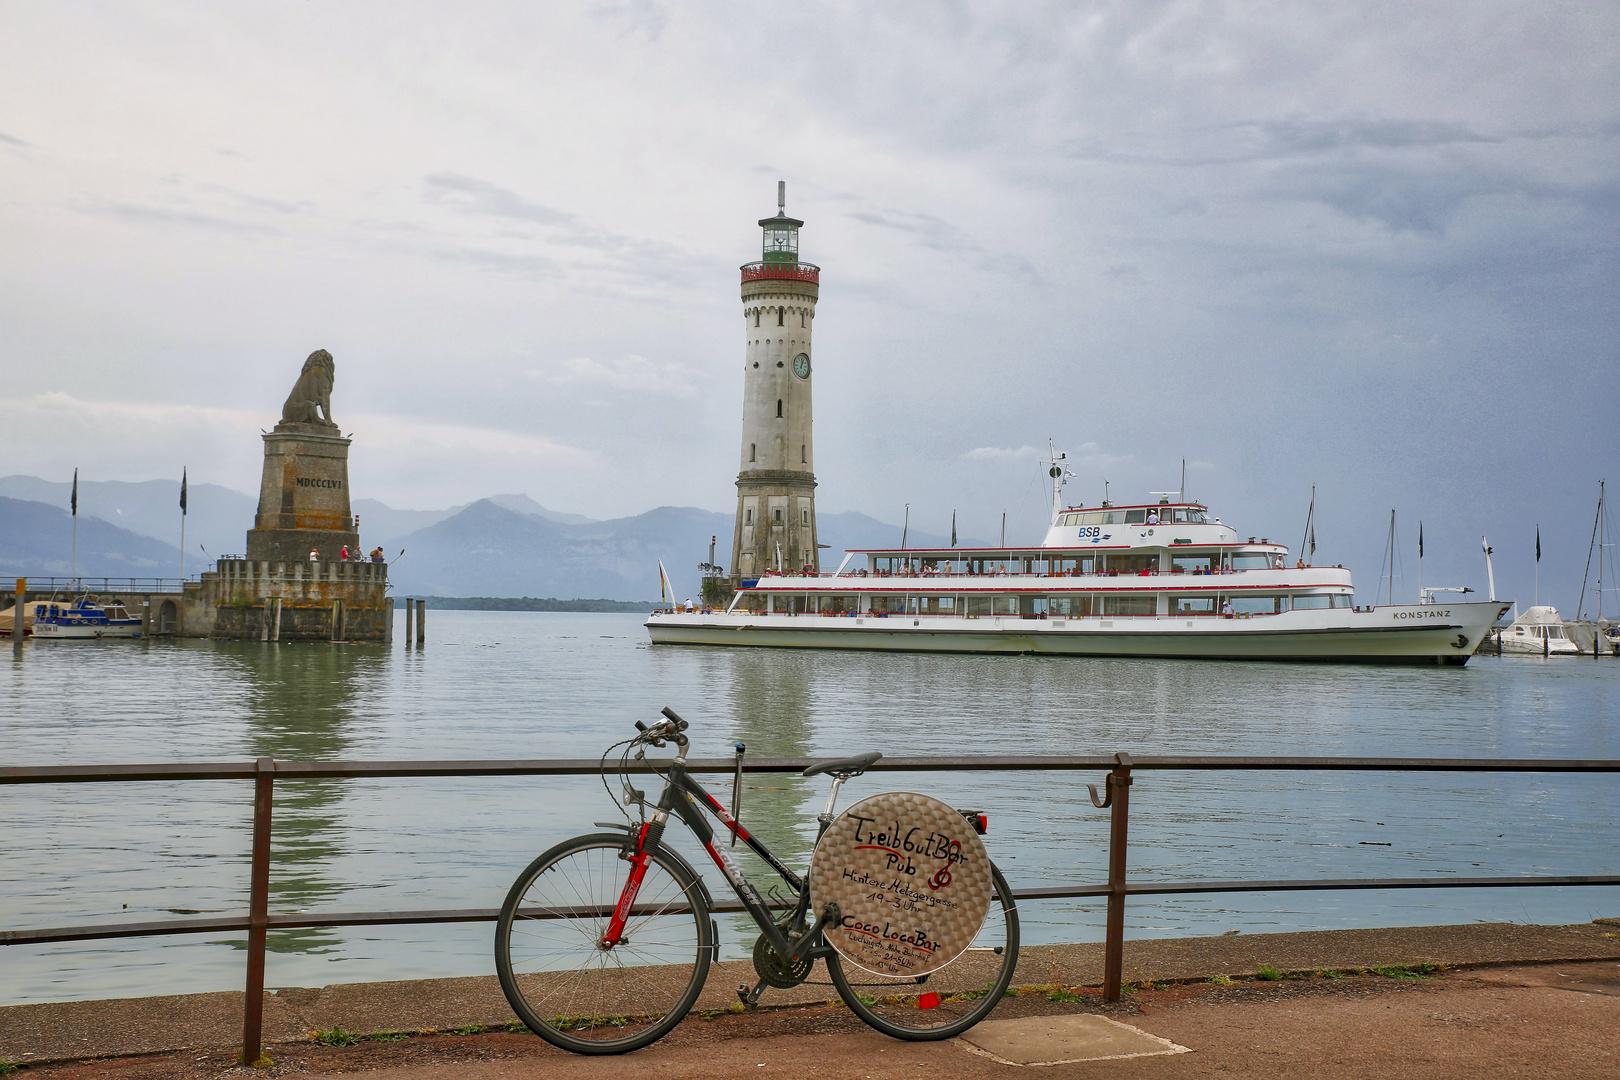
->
494;706;1020;1054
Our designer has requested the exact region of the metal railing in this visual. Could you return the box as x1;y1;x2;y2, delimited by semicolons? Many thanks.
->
3;753;1618;1064
740;261;821;284
6;577;192;594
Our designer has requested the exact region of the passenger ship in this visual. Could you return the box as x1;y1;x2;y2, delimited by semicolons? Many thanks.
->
647;469;1511;664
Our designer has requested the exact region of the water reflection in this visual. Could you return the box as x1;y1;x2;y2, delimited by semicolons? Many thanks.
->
233;641;385;955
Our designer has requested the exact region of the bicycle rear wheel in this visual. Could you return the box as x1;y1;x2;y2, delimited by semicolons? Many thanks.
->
826;862;1019;1040
495;833;713;1054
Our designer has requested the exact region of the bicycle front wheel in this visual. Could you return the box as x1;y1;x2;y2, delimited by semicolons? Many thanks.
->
826;861;1019;1040
495;833;713;1054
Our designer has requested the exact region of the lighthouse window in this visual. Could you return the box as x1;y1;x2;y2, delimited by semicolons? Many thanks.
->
801;508;809;525
800;312;806;327
777;308;784;326
801;444;806;463
749;443;756;462
754;311;760;327
774;507;783;524
777;399;783;417
745;508;752;524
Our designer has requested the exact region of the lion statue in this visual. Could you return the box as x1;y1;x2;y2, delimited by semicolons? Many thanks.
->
280;349;338;428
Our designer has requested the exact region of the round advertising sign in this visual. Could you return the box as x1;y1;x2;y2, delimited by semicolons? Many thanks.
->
809;791;994;978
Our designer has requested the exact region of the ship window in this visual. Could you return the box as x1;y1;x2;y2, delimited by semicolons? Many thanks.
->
1292;594;1332;609
1332;595;1350;607
1103;595;1156;615
1124;509;1146;524
965;595;993;616
917;596;956;614
1047;595;1093;616
1172;508;1206;524
1173;596;1216;615
1171;554;1213;574
1230;552;1274;570
1229;595;1289;615
1105;553;1159;575
1100;510;1125;525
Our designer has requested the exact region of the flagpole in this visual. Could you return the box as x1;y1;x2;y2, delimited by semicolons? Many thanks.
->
179;468;188;581
1417;520;1423;601
70;468;79;590
1535;525;1540;608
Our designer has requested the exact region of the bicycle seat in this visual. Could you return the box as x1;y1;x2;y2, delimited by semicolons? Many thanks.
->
801;751;882;778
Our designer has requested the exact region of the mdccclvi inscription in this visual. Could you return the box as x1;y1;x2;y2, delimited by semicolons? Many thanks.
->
295;477;344;489
809;791;994;978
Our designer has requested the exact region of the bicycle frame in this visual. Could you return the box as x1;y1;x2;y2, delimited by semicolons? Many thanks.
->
603;736;845;974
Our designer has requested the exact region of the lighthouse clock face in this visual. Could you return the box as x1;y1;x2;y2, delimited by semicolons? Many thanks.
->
793;353;811;379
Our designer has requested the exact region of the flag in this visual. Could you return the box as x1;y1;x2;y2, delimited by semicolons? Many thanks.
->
70;469;78;516
950;511;957;548
1418;522;1423;558
179;468;188;515
1309;522;1316;558
657;559;674;607
1535;526;1540;563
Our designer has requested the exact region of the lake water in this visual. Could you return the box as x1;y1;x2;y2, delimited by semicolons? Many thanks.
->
3;611;1618;1005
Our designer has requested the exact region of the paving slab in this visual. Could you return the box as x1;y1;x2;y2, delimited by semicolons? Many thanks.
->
958;1013;1190;1065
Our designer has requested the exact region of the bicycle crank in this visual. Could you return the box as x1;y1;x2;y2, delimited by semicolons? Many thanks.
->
752;932;813;989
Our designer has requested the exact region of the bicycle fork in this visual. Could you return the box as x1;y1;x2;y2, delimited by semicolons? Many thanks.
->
601;815;666;947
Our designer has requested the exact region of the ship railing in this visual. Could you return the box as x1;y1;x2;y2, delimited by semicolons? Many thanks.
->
2;753;1616;1064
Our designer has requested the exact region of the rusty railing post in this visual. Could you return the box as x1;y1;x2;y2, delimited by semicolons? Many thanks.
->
1102;751;1132;1002
241;756;275;1066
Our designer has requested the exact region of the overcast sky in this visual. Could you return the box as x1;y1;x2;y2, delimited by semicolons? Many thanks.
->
2;2;1616;609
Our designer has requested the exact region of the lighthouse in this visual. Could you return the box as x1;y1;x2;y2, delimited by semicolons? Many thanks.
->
731;182;820;585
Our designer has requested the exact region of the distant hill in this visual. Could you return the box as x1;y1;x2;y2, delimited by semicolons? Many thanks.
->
419;597;655;612
0;474;959;599
0;496;185;578
0;475;255;560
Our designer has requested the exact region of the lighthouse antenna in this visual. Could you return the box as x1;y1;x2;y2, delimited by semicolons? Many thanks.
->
778;180;785;213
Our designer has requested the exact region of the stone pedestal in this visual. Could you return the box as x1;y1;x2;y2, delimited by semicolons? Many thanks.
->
245;423;360;562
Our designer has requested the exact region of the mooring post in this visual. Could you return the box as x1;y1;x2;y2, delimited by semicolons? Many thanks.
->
1102;751;1133;1003
12;578;23;654
416;599;425;645
241;756;275;1066
403;597;412;646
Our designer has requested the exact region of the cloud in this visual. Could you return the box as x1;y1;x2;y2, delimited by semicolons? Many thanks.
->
77;201;282;235
537;355;705;398
962;444;1042;462
1067;116;1502;167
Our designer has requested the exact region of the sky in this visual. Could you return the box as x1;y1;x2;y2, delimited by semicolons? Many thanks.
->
1;2;1616;611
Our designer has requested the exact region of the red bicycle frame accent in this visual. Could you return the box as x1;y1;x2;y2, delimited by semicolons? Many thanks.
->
602;822;652;946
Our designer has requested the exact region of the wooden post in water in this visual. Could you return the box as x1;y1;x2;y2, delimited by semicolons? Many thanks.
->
415;599;425;645
12;578;23;654
404;597;413;645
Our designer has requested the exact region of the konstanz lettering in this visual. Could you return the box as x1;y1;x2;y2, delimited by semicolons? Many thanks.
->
295;477;343;489
1392;609;1451;620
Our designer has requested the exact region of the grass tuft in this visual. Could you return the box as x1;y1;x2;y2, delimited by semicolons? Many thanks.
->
312;1026;359;1047
1255;965;1283;982
368;1032;411;1043
1047;987;1084;1002
0;1061;18;1076
452;1024;486;1036
1209;975;1232;986
1370;964;1440;980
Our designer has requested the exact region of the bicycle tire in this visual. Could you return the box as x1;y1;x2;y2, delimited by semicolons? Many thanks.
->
826;861;1019;1040
495;832;713;1054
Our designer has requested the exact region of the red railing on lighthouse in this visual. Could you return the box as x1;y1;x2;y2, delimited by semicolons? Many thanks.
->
740;261;820;285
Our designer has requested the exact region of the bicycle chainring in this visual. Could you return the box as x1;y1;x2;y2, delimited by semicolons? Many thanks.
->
752;933;813;989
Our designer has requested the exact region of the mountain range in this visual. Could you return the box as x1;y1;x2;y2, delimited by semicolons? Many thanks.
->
0;476;967;599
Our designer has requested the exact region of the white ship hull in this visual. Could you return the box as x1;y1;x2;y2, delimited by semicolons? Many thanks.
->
647;601;1510;665
30;621;104;639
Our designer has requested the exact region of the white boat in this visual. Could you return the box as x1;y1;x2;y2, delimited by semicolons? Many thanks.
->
647;462;1510;665
1496;605;1582;656
28;596;142;639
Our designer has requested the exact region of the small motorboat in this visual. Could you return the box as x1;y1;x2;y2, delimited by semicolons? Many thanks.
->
1497;605;1582;655
30;595;142;637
